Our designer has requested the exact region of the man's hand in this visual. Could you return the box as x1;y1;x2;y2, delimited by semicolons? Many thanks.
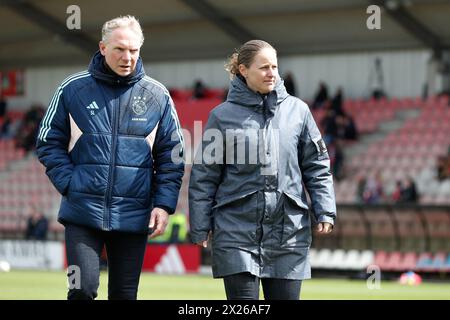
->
195;231;211;248
148;207;169;239
316;222;333;234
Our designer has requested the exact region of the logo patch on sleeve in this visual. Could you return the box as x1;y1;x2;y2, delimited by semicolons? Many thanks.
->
317;138;327;155
314;138;329;160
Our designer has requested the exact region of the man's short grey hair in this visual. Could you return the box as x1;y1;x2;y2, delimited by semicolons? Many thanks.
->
102;15;144;46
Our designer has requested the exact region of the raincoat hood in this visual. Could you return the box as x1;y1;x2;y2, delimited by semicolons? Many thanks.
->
226;75;289;111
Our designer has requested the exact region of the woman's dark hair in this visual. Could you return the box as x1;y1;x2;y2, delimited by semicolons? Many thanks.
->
224;40;276;79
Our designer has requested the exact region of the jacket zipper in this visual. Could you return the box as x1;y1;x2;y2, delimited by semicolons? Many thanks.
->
103;91;120;230
262;95;267;124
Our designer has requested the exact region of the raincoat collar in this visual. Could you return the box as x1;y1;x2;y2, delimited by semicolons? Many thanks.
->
226;74;289;111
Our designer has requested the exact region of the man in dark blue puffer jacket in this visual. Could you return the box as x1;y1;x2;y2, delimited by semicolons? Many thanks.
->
36;15;185;300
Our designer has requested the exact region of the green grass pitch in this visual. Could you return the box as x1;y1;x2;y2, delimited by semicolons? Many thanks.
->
0;270;449;300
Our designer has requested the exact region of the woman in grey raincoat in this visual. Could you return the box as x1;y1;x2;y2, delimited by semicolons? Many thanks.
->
188;40;336;300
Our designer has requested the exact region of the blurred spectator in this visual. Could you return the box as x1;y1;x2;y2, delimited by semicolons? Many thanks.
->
0;93;7;117
24;104;44;124
400;177;419;203
0;115;12;139
335;114;347;140
15;104;45;152
369;57;386;100
192;79;207;99
283;72;297;97
391;180;403;203
436;150;450;181
363;171;384;204
321;108;358;144
356;174;367;203
312;81;329;109
321;108;337;145
328;139;344;181
343;114;358;140
25;208;48;241
330;87;344;116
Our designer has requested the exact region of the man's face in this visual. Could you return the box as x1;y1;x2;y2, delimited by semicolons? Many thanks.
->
99;27;141;77
239;47;278;94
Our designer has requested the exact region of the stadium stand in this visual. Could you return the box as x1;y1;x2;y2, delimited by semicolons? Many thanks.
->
0;139;25;171
334;95;450;204
1;93;449;275
0;137;62;239
1;2;450;301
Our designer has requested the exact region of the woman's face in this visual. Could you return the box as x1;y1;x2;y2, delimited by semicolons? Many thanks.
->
239;48;278;94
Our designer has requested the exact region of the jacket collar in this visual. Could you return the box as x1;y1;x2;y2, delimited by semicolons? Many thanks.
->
226;75;289;111
88;50;145;86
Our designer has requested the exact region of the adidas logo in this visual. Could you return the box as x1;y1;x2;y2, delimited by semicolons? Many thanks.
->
154;245;185;274
86;101;99;110
86;101;99;115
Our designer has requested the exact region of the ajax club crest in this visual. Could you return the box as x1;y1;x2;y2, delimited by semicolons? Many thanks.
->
132;96;147;115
